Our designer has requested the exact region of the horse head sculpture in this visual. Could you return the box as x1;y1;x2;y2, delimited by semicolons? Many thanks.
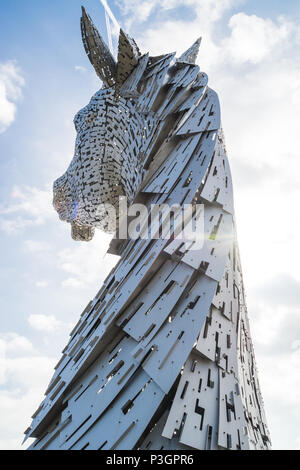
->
53;7;203;241
26;7;272;451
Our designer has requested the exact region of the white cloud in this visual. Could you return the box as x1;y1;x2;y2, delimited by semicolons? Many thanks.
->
0;333;35;361
257;348;300;450
75;65;88;73
61;277;85;288
117;0;155;25
0;332;56;450
222;13;293;64
24;240;51;253
118;0;245;30
0;334;53;395
292;340;300;351
0;369;55;449
58;230;118;288
0;185;55;234
0;61;25;133
260;349;300;409
0;384;50;450
121;1;217;59
35;280;49;288
250;303;299;350
28;314;68;333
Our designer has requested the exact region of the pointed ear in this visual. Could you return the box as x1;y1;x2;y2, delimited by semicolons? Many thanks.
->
179;37;202;64
81;6;117;87
116;29;141;88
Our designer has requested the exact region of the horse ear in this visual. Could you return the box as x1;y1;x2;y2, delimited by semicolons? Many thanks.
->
116;29;141;88
81;6;117;87
179;37;202;64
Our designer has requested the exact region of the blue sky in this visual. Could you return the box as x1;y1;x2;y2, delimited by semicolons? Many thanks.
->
1;0;300;450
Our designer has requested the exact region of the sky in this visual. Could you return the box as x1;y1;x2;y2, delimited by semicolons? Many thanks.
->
0;0;300;450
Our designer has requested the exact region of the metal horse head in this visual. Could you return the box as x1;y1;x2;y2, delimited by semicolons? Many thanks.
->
53;7;202;241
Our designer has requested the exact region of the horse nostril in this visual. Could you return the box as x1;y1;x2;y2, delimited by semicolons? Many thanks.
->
71;223;95;241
